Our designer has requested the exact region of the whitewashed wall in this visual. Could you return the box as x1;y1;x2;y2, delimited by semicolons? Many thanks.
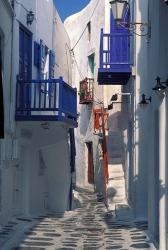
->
65;0;105;190
132;0;168;248
0;0;14;224
131;0;149;220
142;0;168;248
0;0;73;224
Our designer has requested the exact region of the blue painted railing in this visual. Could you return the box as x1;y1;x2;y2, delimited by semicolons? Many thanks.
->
98;28;131;85
15;77;77;127
100;29;130;70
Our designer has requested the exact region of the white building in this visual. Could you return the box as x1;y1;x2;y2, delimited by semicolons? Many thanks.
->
65;0;132;210
0;0;77;225
0;0;14;224
134;0;168;249
65;0;105;193
65;0;168;249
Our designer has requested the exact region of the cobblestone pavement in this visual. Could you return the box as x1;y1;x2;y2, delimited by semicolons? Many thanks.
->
1;188;155;250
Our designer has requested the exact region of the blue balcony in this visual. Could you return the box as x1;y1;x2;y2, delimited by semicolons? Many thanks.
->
15;77;78;127
98;29;131;85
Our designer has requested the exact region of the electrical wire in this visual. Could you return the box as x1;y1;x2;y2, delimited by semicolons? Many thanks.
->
14;0;37;22
63;1;104;105
71;0;101;51
72;54;103;104
14;0;29;13
71;50;84;80
65;43;71;84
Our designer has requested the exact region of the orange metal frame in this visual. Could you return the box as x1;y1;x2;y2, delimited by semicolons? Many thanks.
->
93;108;109;133
79;78;94;104
93;108;109;203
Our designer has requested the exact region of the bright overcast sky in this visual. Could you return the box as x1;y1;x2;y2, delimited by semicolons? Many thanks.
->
53;0;91;21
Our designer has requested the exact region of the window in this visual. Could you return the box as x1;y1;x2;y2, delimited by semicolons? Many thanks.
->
88;53;95;79
34;40;55;80
87;22;91;41
19;25;32;80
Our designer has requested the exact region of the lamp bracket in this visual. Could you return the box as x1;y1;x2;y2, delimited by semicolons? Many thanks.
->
117;21;151;36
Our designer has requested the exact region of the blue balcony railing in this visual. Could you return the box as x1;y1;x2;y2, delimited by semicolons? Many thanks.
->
98;29;131;85
15;77;78;127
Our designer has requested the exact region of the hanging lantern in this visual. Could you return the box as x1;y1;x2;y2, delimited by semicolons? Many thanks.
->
109;0;128;22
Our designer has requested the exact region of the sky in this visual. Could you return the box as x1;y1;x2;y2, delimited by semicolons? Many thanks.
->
54;0;91;22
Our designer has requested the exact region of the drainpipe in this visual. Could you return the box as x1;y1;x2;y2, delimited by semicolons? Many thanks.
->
159;98;167;250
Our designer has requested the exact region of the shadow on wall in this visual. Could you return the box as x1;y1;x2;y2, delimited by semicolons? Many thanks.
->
79;105;92;136
107;110;127;166
108;186;117;204
108;111;127;131
94;140;104;194
106;91;133;207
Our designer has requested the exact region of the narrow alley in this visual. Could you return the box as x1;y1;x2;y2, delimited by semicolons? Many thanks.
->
1;188;154;250
1;0;168;249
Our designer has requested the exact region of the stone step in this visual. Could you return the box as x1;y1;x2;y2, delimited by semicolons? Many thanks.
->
108;187;126;193
108;131;123;139
108;157;123;164
108;163;123;170
115;204;133;219
109;194;126;200
109;177;125;182
110;198;127;204
108;171;124;178
108;148;124;156
108;143;125;150
109;180;125;186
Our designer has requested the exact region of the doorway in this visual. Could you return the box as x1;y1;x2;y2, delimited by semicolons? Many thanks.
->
13;164;23;216
86;142;94;184
18;25;32;114
0;36;4;139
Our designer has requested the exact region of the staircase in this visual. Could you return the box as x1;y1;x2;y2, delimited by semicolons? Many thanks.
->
106;131;127;211
107;164;127;208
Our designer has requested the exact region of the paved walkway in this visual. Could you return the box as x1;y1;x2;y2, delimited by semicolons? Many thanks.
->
1;188;155;250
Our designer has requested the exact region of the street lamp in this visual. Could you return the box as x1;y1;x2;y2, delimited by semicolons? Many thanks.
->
27;11;35;25
109;0;128;22
139;94;151;105
109;0;150;36
152;76;168;92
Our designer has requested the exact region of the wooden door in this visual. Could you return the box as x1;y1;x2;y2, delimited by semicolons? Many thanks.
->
19;25;32;81
87;142;94;184
19;25;32;112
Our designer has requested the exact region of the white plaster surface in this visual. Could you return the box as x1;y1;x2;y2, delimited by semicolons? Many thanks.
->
0;0;74;225
65;0;105;190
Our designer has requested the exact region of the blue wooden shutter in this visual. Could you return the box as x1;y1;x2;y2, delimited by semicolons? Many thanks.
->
49;50;55;79
34;40;43;79
34;41;40;68
40;40;45;79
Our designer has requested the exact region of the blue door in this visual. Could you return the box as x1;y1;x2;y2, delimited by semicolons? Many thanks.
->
110;9;130;67
18;25;32;112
